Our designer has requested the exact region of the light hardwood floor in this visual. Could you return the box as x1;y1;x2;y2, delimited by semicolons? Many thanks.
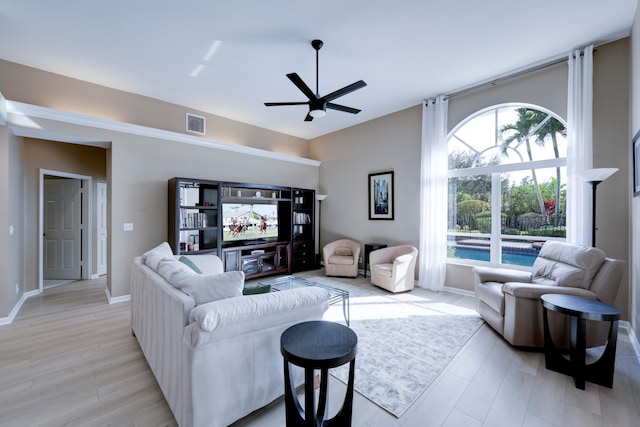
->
1;273;639;427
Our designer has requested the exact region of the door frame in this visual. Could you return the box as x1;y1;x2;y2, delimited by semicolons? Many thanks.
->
39;169;92;293
96;181;107;277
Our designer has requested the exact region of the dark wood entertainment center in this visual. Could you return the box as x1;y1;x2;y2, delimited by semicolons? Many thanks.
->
168;177;316;279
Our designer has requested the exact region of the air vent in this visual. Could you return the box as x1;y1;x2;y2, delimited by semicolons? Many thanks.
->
186;113;205;135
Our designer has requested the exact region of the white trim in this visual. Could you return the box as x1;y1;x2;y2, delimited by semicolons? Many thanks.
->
0;91;7;125
0;290;40;326
39;170;92;292
621;321;640;358
6;101;321;167
442;285;475;297
104;287;130;304
447;158;566;178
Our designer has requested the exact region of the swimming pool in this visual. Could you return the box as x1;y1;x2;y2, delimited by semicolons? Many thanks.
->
452;246;538;267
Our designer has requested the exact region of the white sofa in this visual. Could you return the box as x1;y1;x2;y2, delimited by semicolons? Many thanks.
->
130;243;330;427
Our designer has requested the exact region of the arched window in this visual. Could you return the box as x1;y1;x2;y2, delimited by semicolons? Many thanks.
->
447;104;567;267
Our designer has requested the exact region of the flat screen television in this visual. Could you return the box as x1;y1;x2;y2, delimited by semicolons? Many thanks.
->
222;202;279;243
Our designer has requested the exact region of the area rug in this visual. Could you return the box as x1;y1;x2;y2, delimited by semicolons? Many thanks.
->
306;276;484;418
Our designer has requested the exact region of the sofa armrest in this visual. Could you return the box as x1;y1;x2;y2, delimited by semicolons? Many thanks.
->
502;282;597;300
473;266;532;284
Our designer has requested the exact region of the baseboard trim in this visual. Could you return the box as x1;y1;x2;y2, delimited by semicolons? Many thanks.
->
104;287;130;304
620;321;640;358
443;286;475;297
0;290;40;326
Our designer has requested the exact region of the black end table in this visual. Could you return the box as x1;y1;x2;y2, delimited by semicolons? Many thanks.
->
281;321;357;427
363;243;386;278
541;294;621;389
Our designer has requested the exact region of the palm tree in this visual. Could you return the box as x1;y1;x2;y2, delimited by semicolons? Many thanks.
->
498;108;547;220
528;110;565;226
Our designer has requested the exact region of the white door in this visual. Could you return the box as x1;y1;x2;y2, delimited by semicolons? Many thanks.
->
44;179;82;280
97;182;107;276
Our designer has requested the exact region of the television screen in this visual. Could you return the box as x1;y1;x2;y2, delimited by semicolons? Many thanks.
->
222;203;279;242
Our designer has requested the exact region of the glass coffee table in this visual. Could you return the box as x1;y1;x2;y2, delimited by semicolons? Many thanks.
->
260;276;350;326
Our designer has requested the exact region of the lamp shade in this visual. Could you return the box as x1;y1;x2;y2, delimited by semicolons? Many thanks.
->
316;194;327;201
309;109;326;118
576;168;619;182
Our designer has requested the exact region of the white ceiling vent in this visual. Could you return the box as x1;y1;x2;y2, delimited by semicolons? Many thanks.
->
186;113;205;135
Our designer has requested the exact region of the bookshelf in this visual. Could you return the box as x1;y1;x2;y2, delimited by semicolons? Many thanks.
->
168;178;316;279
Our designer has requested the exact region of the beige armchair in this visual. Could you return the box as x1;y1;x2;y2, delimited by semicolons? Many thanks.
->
370;245;418;293
323;239;361;278
474;240;624;348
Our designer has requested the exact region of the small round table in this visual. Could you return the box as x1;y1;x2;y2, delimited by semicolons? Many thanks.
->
541;294;620;390
280;321;358;427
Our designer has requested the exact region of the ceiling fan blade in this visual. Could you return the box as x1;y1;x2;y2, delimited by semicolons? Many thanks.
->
322;80;367;102
287;73;317;100
327;103;361;114
304;113;313;122
264;102;309;106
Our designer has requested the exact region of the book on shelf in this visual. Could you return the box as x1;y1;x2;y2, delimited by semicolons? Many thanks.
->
293;212;311;225
180;208;208;228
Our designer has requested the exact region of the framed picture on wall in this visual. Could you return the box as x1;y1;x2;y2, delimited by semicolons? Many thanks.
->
368;171;394;220
634;129;640;197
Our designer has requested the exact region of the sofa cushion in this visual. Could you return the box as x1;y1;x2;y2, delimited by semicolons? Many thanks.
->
156;258;244;305
371;263;393;278
179;256;203;274
142;242;174;271
334;246;353;256
328;255;355;265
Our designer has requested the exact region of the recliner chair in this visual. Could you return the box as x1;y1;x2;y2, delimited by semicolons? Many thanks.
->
473;240;623;348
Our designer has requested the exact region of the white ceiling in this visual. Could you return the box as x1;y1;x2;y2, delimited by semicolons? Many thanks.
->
0;0;637;140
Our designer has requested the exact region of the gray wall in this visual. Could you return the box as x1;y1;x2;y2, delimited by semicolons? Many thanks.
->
0;123;24;317
630;8;640;342
310;106;423;256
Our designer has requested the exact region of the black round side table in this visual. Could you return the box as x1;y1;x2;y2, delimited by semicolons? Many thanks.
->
541;294;621;390
280;320;358;427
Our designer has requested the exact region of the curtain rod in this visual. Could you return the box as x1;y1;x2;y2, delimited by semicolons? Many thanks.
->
443;49;592;100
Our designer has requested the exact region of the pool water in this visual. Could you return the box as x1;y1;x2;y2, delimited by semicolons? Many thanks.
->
453;247;538;267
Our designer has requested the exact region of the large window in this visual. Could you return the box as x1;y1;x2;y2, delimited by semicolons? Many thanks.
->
447;104;567;267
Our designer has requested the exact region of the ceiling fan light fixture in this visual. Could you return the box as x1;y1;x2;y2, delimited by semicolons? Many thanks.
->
264;39;366;121
309;108;326;118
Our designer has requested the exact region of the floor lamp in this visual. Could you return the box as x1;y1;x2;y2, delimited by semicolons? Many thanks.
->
577;168;618;247
316;194;327;267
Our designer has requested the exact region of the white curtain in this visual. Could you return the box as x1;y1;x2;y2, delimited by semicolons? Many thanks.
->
566;45;593;246
418;96;448;290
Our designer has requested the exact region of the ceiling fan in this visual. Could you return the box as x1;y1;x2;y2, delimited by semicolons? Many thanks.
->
264;39;367;121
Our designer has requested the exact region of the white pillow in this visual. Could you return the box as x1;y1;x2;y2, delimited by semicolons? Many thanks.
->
142;242;174;271
157;258;195;283
170;269;245;305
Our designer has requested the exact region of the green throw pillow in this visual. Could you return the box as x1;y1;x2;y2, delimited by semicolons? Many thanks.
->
242;283;272;295
178;256;202;274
